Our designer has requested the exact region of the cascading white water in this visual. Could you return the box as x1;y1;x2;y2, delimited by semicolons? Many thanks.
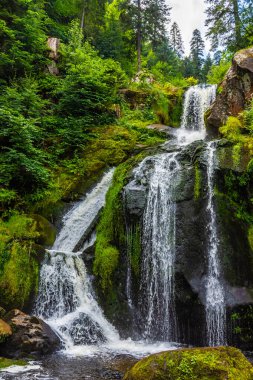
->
205;141;226;346
53;170;115;252
177;84;216;144
130;153;181;341
34;85;225;357
35;168;178;356
35;169;120;350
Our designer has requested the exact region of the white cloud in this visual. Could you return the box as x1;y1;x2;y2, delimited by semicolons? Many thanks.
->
168;0;211;55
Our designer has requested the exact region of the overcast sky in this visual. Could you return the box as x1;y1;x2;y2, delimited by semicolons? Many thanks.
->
169;0;211;55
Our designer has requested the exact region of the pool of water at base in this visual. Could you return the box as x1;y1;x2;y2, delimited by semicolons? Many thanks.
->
0;353;138;380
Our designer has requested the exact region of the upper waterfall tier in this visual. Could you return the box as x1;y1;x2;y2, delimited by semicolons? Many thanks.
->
177;85;216;144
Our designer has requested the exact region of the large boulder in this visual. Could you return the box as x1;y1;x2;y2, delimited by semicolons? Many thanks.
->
0;309;60;358
206;47;253;135
124;347;253;380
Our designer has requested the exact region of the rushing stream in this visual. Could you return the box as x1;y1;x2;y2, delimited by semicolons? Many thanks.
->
0;85;227;380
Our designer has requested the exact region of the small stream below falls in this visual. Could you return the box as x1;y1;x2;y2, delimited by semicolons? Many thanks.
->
0;85;228;380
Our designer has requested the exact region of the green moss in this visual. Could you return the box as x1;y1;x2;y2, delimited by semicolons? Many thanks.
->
232;143;242;168
0;214;40;310
0;357;27;369
0;241;39;310
124;347;253;380
194;163;201;200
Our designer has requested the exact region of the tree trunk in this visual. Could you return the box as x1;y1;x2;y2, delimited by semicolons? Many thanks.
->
80;1;85;30
137;0;142;72
232;0;242;49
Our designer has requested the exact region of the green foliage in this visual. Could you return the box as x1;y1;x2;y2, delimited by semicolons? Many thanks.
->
205;0;253;53
207;59;231;85
0;0;48;80
0;105;50;195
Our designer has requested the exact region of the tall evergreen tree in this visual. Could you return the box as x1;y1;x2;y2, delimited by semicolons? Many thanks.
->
205;0;242;52
190;29;205;80
242;0;253;46
169;22;184;57
143;0;171;50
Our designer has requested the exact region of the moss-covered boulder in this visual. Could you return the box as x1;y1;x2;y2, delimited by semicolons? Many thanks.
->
0;320;12;343
30;214;56;247
124;347;253;380
206;46;253;135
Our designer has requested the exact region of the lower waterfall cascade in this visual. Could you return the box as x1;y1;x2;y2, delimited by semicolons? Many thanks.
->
33;84;228;358
205;141;226;346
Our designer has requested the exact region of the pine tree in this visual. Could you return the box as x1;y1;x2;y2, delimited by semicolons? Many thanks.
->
242;0;253;46
143;0;171;50
169;22;184;57
190;29;205;80
205;0;242;52
128;0;143;71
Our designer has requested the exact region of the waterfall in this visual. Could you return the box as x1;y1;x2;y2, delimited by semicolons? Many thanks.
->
35;169;120;349
205;142;226;346
53;170;115;252
178;84;216;144
34;84;227;355
125;85;226;346
130;153;181;341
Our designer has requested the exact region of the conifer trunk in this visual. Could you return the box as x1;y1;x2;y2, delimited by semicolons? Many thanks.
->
137;0;142;72
232;0;242;49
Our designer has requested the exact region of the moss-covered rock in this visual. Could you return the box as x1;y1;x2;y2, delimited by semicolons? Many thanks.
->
0;241;39;310
124;347;253;380
0;319;12;343
30;214;56;247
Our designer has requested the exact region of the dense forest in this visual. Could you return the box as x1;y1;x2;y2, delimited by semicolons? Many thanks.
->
0;0;252;210
1;0;253;378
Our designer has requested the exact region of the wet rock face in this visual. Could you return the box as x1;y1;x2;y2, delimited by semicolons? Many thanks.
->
206;47;253;135
120;140;253;347
0;309;60;358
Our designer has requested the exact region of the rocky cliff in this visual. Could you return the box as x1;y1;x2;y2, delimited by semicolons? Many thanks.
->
206;47;253;135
